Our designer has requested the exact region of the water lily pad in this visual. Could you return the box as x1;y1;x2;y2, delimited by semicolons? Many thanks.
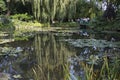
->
62;39;119;48
0;47;23;56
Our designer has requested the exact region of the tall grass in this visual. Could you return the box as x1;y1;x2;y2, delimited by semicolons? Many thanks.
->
62;55;120;80
82;55;119;80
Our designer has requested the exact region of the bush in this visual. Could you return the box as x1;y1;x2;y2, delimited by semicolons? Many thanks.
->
10;13;33;21
90;10;120;31
0;0;7;14
51;22;78;27
0;15;15;32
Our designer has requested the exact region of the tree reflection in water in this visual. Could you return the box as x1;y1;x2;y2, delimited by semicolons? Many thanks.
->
33;32;75;80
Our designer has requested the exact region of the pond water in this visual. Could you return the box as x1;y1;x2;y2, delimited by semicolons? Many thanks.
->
0;29;120;80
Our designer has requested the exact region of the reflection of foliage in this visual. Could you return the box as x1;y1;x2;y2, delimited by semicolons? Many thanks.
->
0;15;15;32
33;33;75;80
14;32;35;41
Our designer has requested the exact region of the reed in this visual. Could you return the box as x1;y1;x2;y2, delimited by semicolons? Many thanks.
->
82;55;120;80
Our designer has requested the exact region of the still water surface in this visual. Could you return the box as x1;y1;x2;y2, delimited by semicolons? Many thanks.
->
0;29;120;80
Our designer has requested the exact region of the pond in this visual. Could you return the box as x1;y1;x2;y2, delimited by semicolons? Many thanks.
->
0;28;120;80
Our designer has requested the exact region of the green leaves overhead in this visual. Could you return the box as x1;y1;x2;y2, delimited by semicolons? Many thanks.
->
5;0;120;23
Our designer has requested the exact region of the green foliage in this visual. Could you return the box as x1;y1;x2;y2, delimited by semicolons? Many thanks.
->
20;0;102;23
51;22;78;27
0;15;15;32
0;0;7;13
4;0;119;28
83;55;120;80
76;0;101;19
90;9;120;31
14;31;35;41
62;54;120;80
10;13;33;21
3;0;103;23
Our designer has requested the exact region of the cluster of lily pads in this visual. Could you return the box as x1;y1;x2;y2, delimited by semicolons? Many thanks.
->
63;39;118;48
14;31;35;40
0;47;23;57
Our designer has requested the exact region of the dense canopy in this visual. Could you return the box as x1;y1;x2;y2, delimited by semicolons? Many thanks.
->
2;0;120;22
0;0;120;29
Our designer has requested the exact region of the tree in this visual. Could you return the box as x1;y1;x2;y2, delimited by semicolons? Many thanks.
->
0;0;7;14
103;3;116;21
15;0;103;23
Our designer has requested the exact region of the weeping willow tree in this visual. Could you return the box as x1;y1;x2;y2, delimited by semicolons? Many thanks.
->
56;0;67;22
20;0;103;23
6;0;120;23
67;0;77;20
58;0;78;22
31;0;71;23
21;0;79;23
26;0;58;23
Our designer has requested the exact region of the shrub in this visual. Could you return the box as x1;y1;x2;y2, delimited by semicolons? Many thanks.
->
0;15;15;32
0;0;7;14
10;13;33;21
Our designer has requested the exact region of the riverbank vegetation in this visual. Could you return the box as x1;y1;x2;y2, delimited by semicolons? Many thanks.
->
0;0;120;31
